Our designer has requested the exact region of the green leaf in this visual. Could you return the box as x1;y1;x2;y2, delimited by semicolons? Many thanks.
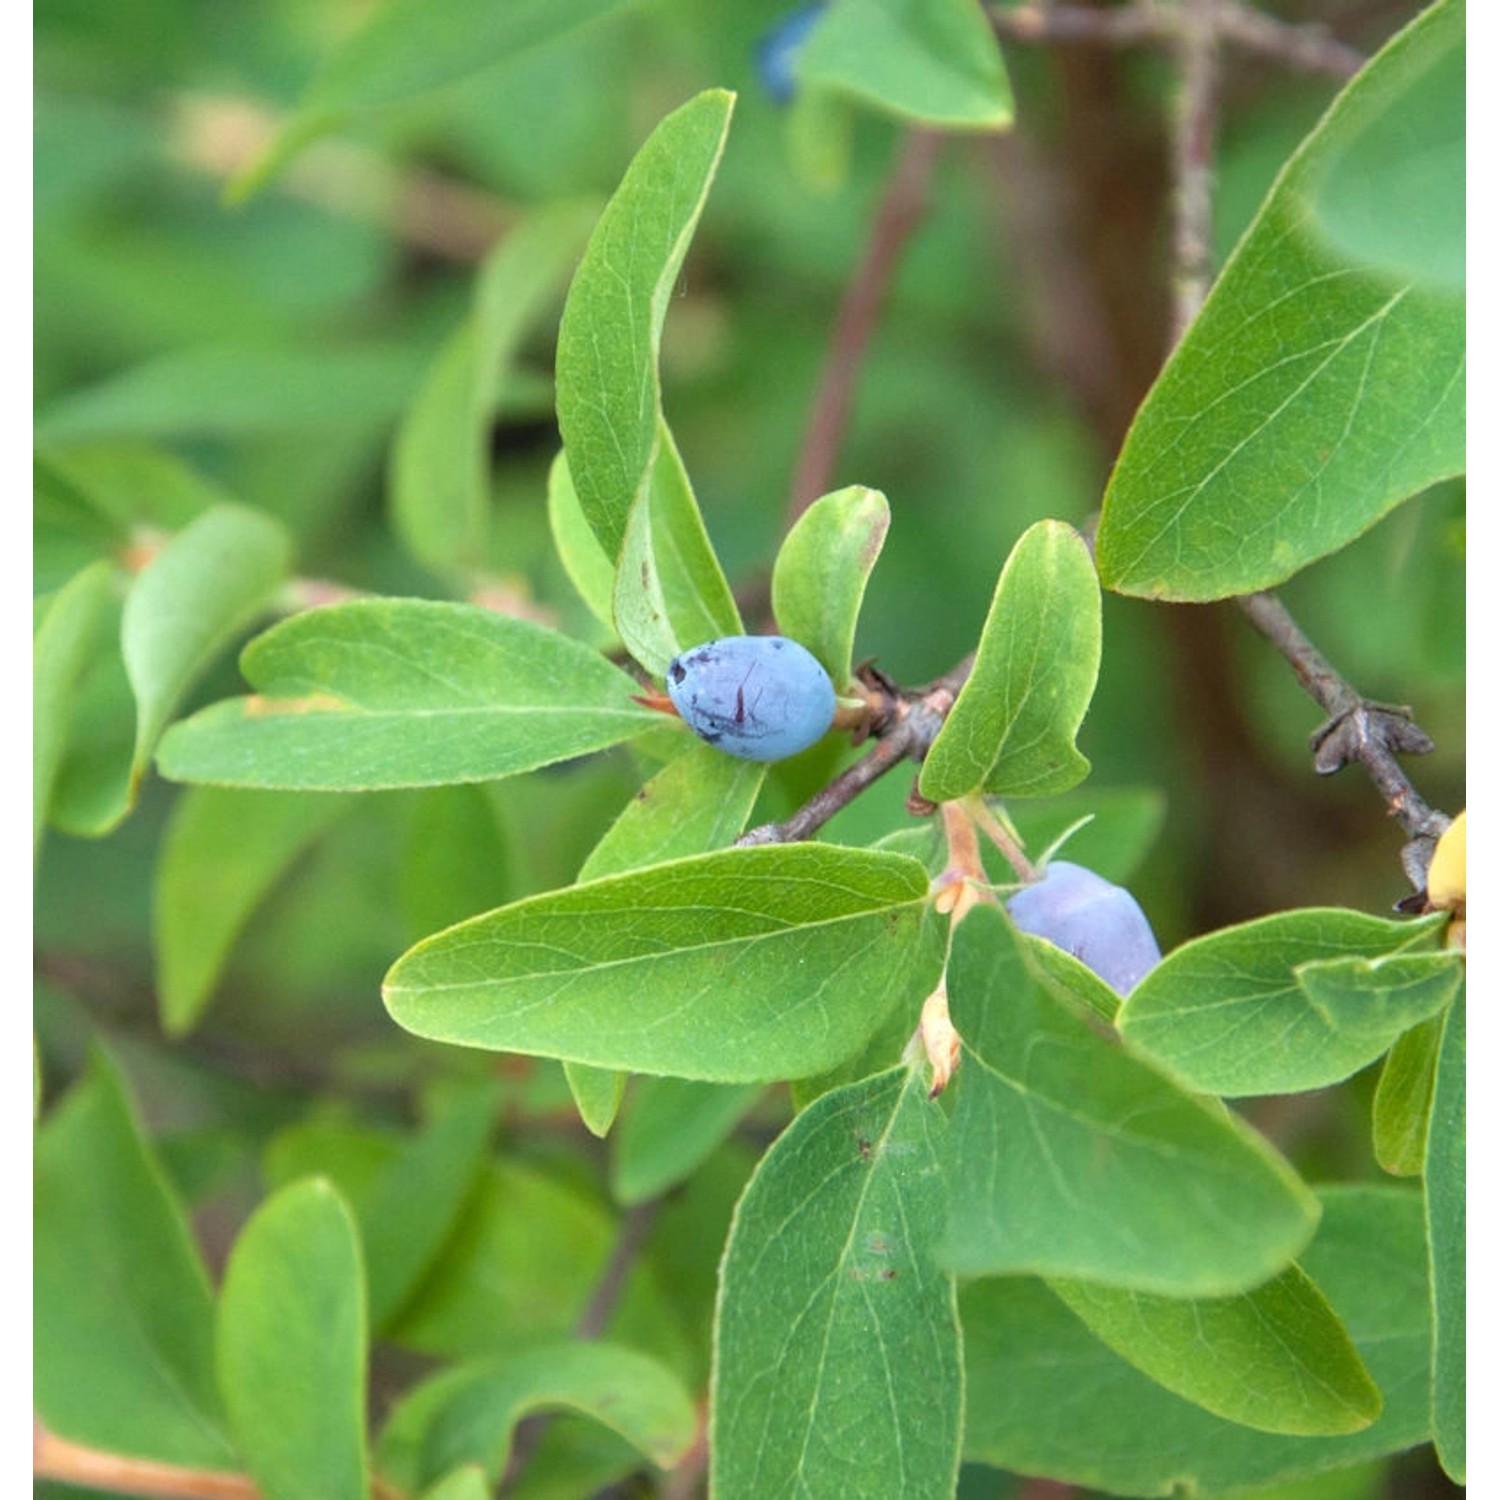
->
1426;985;1464;1482
771;486;890;690
613;417;742;677
35;1050;236;1468
391;203;598;577
563;1062;628;1139
547;450;618;636
385;845;935;1081
555;89;734;563
155;599;661;791
154;787;355;1035
919;521;1100;801
34;561;117;857
1372;1014;1443;1176
941;905;1318;1294
1047;1263;1381;1436
1118;911;1452;1096
398;785;523;942
377;1342;697;1491
579;740;767;881
712;1067;962;1500
1095;6;1464;601
34;456;125;593
125;504;292;795
611;1077;761;1206
216;1179;369;1500
798;0;1013;129
359;1084;499;1332
36;344;424;445
418;1468;488;1500
1309;0;1463;291
962;1185;1434;1495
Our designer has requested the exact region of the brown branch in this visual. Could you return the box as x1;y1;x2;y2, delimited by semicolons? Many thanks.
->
1170;0;1221;345
988;1;1363;79
785;129;943;530
1236;590;1450;888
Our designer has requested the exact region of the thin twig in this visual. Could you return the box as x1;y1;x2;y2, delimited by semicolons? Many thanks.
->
785;129;943;530
988;1;1363;79
1236;590;1450;887
1170;0;1221;345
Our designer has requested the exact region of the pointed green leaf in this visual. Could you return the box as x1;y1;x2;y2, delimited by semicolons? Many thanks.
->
391;203;598;577
1309;0;1463;291
1048;1263;1381;1436
154;787;355;1036
217;1179;368;1500
34;561;117;856
1373;1014;1443;1176
35;1050;236;1468
712;1067;962;1500
156;599;661;791
919;521;1100;802
771;486;890;690
1096;5;1464;601
547;450;618;635
1118;911;1451;1096
1426;986;1464;1482
798;0;1013;129
563;1061;628;1138
377;1342;696;1492
125;501;292;782
941;905;1318;1294
360;1084;499;1332
613;417;742;677
384;844;935;1082
611;1077;761;1205
962;1186;1434;1494
555;90;734;562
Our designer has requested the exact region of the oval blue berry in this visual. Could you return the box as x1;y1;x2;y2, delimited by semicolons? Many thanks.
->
666;636;836;762
1006;860;1163;997
755;3;827;105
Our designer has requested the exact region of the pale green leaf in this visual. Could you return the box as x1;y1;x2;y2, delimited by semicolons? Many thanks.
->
611;1077;761;1205
418;1468;488;1500
1118;910;1451;1096
155;599;661;791
1096;5;1464;601
1047;1263;1380;1435
391;203;598;577
383;844;935;1081
1309;0;1463;291
377;1342;696;1491
563;1062;627;1138
35;1050;236;1469
1372;1014;1443;1176
216;1179;368;1500
613;417;742;677
547;450;617;636
771;485;890;690
34;561;118;856
712;1067;961;1500
799;0;1013;129
919;520;1100;801
154;786;354;1035
1426;985;1464;1482
962;1186;1433;1494
941;905;1318;1294
555;90;734;562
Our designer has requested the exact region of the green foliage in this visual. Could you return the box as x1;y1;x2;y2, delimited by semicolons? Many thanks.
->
34;5;1463;1497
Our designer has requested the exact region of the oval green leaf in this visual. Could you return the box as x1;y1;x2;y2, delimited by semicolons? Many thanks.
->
712;1066;961;1500
156;599;662;791
217;1179;369;1500
384;844;934;1081
1426;985;1464;1482
941;904;1318;1295
611;1077;761;1206
1372;1013;1443;1176
919;520;1100;802
1118;910;1452;1096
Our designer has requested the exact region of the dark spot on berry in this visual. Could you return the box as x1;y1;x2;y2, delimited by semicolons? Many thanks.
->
669;661;687;685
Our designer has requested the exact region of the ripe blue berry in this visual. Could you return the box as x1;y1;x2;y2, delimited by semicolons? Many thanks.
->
1006;860;1162;996
666;636;836;762
755;3;827;105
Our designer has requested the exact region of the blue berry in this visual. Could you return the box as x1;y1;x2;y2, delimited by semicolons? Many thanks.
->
666;636;836;762
755;3;828;105
1006;860;1162;996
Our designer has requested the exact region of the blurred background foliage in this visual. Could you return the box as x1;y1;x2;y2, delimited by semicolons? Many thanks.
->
34;0;1462;1486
